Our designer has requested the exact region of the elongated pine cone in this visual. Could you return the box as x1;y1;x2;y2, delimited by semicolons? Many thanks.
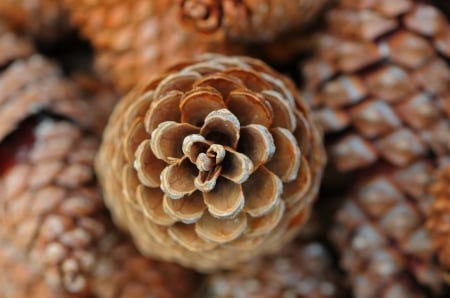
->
0;0;70;43
426;162;450;280
95;54;326;271
63;0;244;92
0;116;105;294
301;0;450;172
179;0;329;42
331;163;445;298
203;241;344;298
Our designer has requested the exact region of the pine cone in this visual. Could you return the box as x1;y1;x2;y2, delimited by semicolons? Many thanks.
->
63;0;244;92
0;230;200;298
0;116;105;294
301;0;450;172
426;162;450;281
330;163;444;298
95;54;326;271
202;241;345;298
0;0;70;43
178;0;329;42
0;240;78;298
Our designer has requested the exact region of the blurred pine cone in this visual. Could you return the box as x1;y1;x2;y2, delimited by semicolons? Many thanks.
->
96;54;326;271
202;241;345;298
426;162;450;281
0;229;200;298
301;0;450;172
0;0;70;43
331;163;445;298
63;0;244;93
0;115;105;294
178;0;329;42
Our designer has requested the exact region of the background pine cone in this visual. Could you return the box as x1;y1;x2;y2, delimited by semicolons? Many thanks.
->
63;0;244;93
178;0;330;42
301;0;450;172
426;162;450;281
96;54;326;271
0;0;70;43
330;163;444;298
202;240;344;298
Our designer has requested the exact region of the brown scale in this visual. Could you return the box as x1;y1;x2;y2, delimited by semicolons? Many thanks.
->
301;0;450;172
426;162;450;283
95;54;326;271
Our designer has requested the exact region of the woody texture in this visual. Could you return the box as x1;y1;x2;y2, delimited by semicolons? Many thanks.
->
95;54;326;271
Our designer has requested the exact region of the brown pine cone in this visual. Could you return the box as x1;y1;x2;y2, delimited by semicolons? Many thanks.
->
91;229;200;298
202;241;345;298
0;116;105;294
426;162;450;281
63;0;244;93
178;0;329;42
0;0;70;43
0;44;98;141
95;54;326;271
301;0;450;172
330;163;444;298
0;240;80;298
0;229;201;298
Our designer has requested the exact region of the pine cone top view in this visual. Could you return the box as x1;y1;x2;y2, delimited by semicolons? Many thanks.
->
96;54;326;271
302;0;450;172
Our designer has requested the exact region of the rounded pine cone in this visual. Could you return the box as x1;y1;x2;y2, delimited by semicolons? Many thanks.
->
179;0;330;42
426;162;450;281
203;241;345;298
95;54;326;271
301;0;450;172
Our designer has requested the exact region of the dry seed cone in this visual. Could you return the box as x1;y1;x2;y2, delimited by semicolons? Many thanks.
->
0;240;79;298
178;0;330;42
330;163;445;298
0;229;200;298
91;229;200;298
63;0;244;93
95;54;326;271
0;0;70;43
0;116;105;294
202;241;345;298
426;162;450;281
301;0;450;172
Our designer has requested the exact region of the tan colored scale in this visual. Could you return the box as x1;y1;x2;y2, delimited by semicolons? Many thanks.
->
202;241;345;298
331;162;445;298
426;162;450;282
179;0;330;42
95;54;326;271
301;0;450;172
63;0;245;93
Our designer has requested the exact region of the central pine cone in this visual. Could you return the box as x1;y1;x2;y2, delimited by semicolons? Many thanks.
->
96;54;325;271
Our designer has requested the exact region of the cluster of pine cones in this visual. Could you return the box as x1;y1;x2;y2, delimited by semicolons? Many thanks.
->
0;0;449;297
